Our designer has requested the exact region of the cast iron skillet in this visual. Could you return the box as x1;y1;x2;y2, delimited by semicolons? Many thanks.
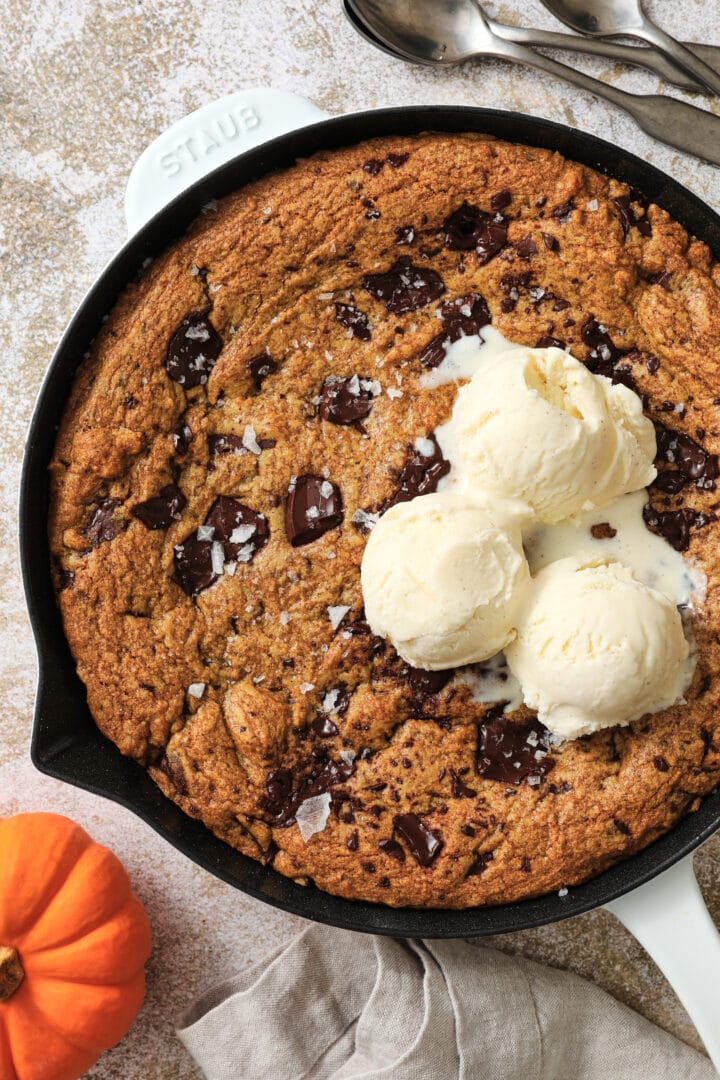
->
20;105;720;938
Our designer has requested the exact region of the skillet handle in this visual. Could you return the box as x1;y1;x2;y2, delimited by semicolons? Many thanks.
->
605;855;720;1070
124;88;330;236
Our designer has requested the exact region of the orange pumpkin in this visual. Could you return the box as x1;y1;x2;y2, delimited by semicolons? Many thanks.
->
0;813;152;1080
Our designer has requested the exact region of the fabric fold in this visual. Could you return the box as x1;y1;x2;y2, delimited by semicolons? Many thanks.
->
178;924;715;1080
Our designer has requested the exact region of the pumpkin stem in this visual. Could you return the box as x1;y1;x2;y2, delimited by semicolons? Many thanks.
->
0;946;24;1002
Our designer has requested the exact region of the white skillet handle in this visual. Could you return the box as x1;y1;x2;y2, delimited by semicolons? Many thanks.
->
125;88;331;236
606;855;720;1070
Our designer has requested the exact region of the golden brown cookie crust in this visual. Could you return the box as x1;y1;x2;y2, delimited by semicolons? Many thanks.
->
49;133;720;907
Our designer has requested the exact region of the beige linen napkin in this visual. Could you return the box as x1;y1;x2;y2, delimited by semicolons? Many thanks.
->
178;924;714;1080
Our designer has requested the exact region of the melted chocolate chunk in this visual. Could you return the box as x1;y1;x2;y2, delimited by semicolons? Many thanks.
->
334;302;371;341
403;664;452;699
382;434;450;511
542;232;559;251
174;497;269;596
363;258;445;314
362;158;384;175
612;189;652;238
515;235;537;260
420;294;491;369
393;813;442;867
271;757;355;827
208;434;246;456
205;496;269;561
450;770;477;798
174;422;193;455
387;151;409;168
652;470;687;494
443;202;508;264
491;189;512;212
132;484;186;530
466;850;494;877
313;714;339;738
536;335;565;350
286;474;343;546
248;351;278;390
319;375;376;425
395;224;415;245
477;714;554;785
263;768;294;816
655;423;719;485
86;499;123;548
166;313;222;388
581;317;630;378
379;837;406;861
551;198;575;224
642;504;714;552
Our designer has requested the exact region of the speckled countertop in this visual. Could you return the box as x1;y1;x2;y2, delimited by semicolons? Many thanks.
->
2;0;720;1076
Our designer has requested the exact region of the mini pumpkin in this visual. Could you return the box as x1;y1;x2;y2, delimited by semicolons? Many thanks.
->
0;813;152;1080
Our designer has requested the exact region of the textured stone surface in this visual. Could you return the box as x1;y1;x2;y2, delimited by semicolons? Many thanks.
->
0;0;718;1075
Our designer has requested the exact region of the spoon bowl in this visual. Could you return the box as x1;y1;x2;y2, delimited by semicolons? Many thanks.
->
346;0;497;66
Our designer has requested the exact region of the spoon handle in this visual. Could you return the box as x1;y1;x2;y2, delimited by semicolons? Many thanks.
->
493;23;708;93
493;39;720;166
635;19;720;97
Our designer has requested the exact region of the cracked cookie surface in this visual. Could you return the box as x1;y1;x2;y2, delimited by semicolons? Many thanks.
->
49;133;720;907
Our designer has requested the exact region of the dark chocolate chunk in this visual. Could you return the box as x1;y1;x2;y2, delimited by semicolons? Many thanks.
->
654;756;670;772
363;257;445;313
655;423;719;483
652;470;687;494
581;316;630;378
382;433;450;511
450;770;477;798
590;522;617;540
520;856;532;872
403;664;452;699
395;224;415;245
271;757;355;827
132;484;186;530
387;151;409;167
420;293;491;368
393;813;442;866
86;498;123;548
334;302;372;341
467;850;494;877
491;189;512;212
541;232;559;251
362;158;384;175
536;335;566;350
477;714;554;785
379;837;406;861
286;474;343;546
347;830;359;851
173;532;217;596
166;313;222;388
248;351;278;390
443;202;508;264
208;434;246;456
205;496;269;562
515;235;537;260
313;714;339;738
612;190;651;239
159;752;189;797
319;375;376;426
174;422;193;455
551;198;575;223
642;504;714;552
263;768;294;816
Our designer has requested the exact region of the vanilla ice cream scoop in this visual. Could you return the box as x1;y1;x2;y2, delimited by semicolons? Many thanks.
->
505;557;690;740
361;492;529;670
438;345;656;523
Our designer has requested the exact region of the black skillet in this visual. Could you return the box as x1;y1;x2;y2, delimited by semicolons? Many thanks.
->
19;102;720;950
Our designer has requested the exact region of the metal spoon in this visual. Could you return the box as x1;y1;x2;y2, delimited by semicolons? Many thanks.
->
346;0;720;166
540;0;720;97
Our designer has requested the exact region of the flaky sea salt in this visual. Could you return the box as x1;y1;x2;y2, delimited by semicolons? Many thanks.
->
340;750;356;766
211;541;225;576
242;424;262;456
188;682;205;699
299;682;315;694
280;611;292;626
414;436;435;458
387;387;403;400
558;887;569;897
319;480;334;499
328;605;350;631
295;792;332;842
230;523;256;544
197;525;215;541
352;508;379;531
586;198;599;211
